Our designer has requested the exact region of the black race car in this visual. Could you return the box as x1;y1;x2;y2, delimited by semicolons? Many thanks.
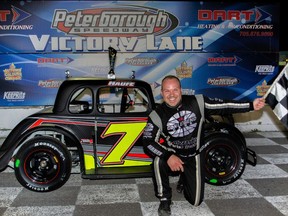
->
0;49;256;192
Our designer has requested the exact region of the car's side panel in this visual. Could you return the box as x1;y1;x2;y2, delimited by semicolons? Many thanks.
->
92;116;152;171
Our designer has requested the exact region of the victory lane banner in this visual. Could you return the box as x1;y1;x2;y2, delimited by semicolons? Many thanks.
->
0;1;280;106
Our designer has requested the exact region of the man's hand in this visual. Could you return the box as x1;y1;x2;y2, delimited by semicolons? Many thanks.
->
167;154;184;172
253;97;265;110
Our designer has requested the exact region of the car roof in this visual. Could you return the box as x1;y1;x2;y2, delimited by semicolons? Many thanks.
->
53;77;155;114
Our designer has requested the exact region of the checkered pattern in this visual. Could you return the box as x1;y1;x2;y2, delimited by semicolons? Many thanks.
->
1;131;288;216
266;65;288;129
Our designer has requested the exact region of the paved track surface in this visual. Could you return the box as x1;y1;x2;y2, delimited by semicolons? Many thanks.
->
1;131;288;216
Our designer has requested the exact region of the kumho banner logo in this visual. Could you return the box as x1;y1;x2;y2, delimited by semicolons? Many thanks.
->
51;7;178;37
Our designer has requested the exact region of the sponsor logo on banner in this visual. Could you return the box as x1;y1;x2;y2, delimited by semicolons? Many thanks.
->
125;57;159;66
37;57;74;64
198;7;271;23
197;6;274;38
207;76;239;86
90;66;110;78
51;7;178;37
38;80;63;88
182;89;195;95
208;56;242;66
175;61;193;78
0;5;33;30
255;65;275;75
3;63;22;81
3;91;26;101
256;80;270;96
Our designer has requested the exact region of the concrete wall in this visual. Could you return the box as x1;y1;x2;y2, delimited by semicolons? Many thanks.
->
0;105;286;139
233;105;286;132
0;107;43;137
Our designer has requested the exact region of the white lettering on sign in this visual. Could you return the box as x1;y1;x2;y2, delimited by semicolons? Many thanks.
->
29;35;204;52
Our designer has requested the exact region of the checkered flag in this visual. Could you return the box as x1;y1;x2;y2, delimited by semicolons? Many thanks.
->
264;64;288;128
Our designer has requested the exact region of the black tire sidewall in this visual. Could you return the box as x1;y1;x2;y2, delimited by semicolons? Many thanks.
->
14;136;71;192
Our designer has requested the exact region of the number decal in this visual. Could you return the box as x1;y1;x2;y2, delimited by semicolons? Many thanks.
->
100;122;147;165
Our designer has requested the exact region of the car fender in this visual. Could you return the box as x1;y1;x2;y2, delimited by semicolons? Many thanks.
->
204;121;247;147
0;124;82;171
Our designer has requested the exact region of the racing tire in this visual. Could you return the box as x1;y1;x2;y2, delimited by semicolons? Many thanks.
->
14;136;72;192
204;132;246;186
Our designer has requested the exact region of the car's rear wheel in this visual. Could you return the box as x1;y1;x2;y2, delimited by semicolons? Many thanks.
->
14;136;71;192
204;132;246;186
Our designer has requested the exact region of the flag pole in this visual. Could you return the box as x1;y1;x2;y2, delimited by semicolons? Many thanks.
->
263;63;288;99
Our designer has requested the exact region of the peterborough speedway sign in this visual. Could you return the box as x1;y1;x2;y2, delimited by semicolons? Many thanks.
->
30;7;202;52
28;5;271;52
0;2;276;53
0;1;280;106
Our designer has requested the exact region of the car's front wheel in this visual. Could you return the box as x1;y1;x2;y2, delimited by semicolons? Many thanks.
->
14;136;72;192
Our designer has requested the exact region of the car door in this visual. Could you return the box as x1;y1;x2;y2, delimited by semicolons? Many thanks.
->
94;85;153;171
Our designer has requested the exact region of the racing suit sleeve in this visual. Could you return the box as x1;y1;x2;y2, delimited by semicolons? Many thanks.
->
203;96;254;116
142;116;175;161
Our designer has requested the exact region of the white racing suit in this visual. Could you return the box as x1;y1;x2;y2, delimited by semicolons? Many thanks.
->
142;95;253;206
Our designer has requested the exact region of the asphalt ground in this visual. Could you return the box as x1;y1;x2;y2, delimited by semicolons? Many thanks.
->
1;131;288;216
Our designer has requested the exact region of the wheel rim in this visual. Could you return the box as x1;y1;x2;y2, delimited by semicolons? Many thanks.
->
23;149;60;184
206;144;237;177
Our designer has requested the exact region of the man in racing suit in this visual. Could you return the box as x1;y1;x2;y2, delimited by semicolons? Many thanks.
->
142;75;265;216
